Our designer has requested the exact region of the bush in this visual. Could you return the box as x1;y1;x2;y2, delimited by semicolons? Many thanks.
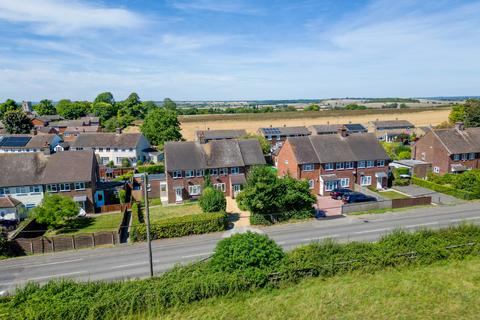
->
118;190;126;205
32;194;79;229
131;212;228;241
249;209;315;225
250;214;272;225
412;177;478;200
121;158;131;168
137;164;165;174
198;187;226;213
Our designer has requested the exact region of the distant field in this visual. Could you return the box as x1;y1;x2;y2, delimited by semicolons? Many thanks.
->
158;257;480;320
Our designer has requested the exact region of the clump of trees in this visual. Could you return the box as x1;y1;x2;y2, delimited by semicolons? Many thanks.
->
304;104;320;111
32;194;79;230
342;103;367;110
0;99;33;134
381;142;411;160
237;166;316;224
428;170;480;196
140;107;182;147
449;99;480;127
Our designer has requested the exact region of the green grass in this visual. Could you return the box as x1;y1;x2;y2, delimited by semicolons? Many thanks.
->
46;212;124;236
131;202;203;227
156;257;480;320
378;190;409;199
348;204;432;216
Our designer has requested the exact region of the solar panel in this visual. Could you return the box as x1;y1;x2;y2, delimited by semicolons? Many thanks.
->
0;136;31;147
263;128;281;135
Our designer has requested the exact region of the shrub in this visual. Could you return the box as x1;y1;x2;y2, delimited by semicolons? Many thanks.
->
137;164;165;174
250;214;272;225
210;232;285;274
198;187;226;213
118;190;126;205
131;212;228;241
32;194;79;229
411;177;477;200
121;158;131;168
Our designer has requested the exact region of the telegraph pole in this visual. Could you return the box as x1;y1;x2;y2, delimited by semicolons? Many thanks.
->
142;173;153;277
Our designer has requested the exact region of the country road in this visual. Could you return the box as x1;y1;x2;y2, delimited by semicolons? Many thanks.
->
1;202;480;294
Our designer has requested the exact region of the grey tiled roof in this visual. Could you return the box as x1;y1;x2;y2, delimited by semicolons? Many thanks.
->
195;129;247;140
71;133;143;148
370;120;414;129
432;127;480;154
259;126;310;136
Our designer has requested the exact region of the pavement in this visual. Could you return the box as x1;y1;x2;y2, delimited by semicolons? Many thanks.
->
393;185;460;204
1;201;480;295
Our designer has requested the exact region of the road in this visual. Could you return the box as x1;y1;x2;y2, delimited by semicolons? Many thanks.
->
1;202;480;294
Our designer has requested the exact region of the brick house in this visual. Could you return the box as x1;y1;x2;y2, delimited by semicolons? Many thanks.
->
164;139;265;204
413;123;480;175
277;129;390;196
309;123;367;135
258;126;310;150
368;119;415;142
194;129;247;144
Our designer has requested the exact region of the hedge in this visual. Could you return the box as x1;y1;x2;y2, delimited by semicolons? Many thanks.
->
250;209;315;225
411;176;478;200
4;224;480;320
131;212;228;241
137;164;164;174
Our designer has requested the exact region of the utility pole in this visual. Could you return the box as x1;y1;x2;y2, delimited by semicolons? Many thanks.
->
142;173;153;277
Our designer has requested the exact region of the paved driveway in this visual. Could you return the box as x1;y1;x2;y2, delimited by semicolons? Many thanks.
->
315;196;343;216
393;185;460;205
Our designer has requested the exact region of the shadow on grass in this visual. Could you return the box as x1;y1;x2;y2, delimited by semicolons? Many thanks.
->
57;217;95;234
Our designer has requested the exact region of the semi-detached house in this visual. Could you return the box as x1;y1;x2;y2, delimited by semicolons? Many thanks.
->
277;129;390;196
164;139;266;204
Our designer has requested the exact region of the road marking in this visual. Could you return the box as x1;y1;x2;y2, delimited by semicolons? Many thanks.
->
276;241;286;245
181;252;212;258
405;222;438;228
28;271;86;281
3;258;83;269
354;228;391;235
108;262;146;270
450;217;480;222
303;234;340;242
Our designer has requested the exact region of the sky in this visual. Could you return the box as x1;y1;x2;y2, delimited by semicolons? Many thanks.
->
0;0;479;101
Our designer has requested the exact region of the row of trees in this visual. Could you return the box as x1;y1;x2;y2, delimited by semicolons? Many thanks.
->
177;104;298;116
448;99;480;127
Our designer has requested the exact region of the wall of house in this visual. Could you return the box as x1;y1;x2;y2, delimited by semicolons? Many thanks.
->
277;140;300;178
45;181;96;213
0;185;44;208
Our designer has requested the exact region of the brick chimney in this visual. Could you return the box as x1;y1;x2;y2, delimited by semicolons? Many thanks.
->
455;122;465;131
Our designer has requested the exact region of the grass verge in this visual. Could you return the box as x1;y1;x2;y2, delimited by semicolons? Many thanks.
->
348;204;432;216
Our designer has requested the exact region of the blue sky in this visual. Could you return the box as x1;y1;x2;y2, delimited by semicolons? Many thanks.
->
0;0;479;101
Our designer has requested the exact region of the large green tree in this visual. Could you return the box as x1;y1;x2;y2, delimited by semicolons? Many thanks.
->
449;104;466;124
240;133;270;154
3;110;33;134
118;92;148;120
56;99;90;119
449;99;480;127
94;92;115;105
0;99;19;119
33;194;79;229
141;108;182;146
91;101;117;122
33;99;56;116
163;98;177;111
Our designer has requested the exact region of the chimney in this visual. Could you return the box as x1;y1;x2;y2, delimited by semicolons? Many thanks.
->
455;122;465;131
337;127;348;138
116;128;122;135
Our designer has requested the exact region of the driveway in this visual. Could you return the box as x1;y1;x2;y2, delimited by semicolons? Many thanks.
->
393;185;460;205
226;196;250;227
315;196;343;216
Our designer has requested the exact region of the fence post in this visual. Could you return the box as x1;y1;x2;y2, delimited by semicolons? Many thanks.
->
51;238;55;252
72;236;76;249
41;236;45;254
30;240;34;254
92;233;96;247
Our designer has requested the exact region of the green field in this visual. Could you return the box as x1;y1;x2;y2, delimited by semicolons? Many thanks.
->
47;212;124;236
158;257;480;320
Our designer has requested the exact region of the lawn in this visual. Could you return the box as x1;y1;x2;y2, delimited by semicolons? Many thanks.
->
378;190;409;199
132;202;203;227
158;257;480;320
46;212;124;236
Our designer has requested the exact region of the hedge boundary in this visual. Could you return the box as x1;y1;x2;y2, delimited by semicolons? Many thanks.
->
130;212;228;241
411;176;477;200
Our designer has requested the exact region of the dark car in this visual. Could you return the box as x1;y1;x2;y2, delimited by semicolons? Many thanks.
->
330;188;353;200
342;192;377;204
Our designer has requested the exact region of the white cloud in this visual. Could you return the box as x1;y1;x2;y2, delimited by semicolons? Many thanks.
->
169;0;260;14
0;0;146;35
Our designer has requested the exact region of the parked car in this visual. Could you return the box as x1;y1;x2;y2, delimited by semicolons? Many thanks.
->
342;192;377;204
330;188;353;200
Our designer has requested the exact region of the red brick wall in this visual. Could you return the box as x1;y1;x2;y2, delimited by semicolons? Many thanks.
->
277;140;299;178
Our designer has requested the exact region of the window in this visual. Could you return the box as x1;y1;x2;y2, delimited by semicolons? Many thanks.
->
453;154;460;161
173;170;182;179
15;186;29;194
336;162;344;170
302;164;314;171
230;167;240;175
210;168;219;176
324;163;334;171
101;157;110;165
267;135;272;141
284;160;289;165
469;153;476;160
360;176;372;186
30;186;41;193
59;183;71;192
185;170;195;178
129;148;134;152
377;160;385;167
219;168;228;176
461;153;468;160
358;161;366;168
47;184;57;192
114;148;118;152
214;183;226;192
188;185;201;196
75;182;85;190
308;179;314;189
433;166;440;173
340;178;350;188
366;160;375;168
345;162;354;169
325;181;337;191
421;152;426;161
99;148;104;152
116;157;123;165
106;148;111;151
196;169;204;177
0;188;4;196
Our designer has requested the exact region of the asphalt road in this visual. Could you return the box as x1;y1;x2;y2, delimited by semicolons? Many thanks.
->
1;202;480;294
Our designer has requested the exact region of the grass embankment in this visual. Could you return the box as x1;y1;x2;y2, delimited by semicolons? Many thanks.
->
46;212;124;236
160;257;480;320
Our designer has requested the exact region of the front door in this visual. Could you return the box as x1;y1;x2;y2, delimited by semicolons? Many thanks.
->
175;187;183;202
94;191;105;208
376;177;383;190
233;184;242;197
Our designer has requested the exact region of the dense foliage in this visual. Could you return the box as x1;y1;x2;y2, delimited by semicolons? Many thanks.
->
33;99;56;115
411;176;478;200
381;142;411;160
131;212;228;241
140;108;183;146
198;187;226;213
448;99;480;127
0;99;19;119
136;164;165;174
239;133;271;154
392;167;410;186
32;194;79;229
3;224;480;320
237;166;315;224
424;170;480;196
3;110;33;134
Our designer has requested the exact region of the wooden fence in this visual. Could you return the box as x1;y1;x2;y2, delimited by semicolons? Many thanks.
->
99;203;131;213
391;196;432;209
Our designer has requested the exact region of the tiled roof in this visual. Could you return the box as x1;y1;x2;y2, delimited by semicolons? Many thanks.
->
0;196;22;208
71;133;144;148
195;129;247;140
432;127;480;154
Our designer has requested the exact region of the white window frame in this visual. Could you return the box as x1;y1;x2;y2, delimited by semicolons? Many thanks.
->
366;160;375;168
185;170;195;178
219;168;228;176
461;153;468;161
59;183;71;192
360;176;372;186
210;168;219;176
101;157;110;165
75;182;86;190
433;166;440;173
453;154;460;161
302;164;314;171
195;169;204;177
308;179;314;189
336;162;344;170
469;153;475;160
230;167;240;175
345;162;354;169
188;185;201;196
377;160;385;167
30;186;41;193
357;161;366;169
284;160;289;165
325;181;337;191
47;184;57;193
214;183;226;192
340;178;350;188
324;163;334;171
173;170;182;179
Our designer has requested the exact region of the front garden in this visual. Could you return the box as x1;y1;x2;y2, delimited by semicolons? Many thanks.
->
412;170;480;200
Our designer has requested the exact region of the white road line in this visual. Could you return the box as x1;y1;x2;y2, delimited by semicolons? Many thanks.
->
302;234;340;242
108;262;146;270
354;228;391;235
4;258;83;269
28;271;86;281
450;216;480;222
181;252;212;258
405;222;438;228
